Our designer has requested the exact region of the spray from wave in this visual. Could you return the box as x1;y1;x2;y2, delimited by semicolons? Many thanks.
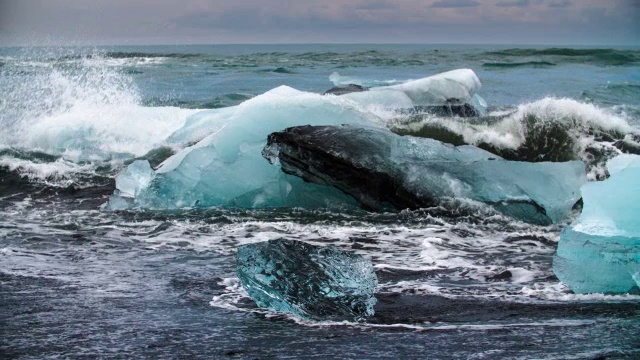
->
0;49;195;187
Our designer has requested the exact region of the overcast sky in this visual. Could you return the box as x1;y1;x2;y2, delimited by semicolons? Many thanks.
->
1;0;638;46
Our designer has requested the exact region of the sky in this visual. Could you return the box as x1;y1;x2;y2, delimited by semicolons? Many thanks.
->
0;0;638;46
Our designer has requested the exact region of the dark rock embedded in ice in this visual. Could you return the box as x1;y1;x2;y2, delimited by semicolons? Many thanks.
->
323;83;369;95
263;125;585;225
236;239;377;320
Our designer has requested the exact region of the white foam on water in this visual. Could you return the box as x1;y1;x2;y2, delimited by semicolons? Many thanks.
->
401;97;636;150
0;155;97;187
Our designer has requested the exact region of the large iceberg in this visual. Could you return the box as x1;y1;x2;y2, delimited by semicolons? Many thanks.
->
554;155;640;294
263;125;586;224
107;86;377;209
236;239;377;320
107;70;489;210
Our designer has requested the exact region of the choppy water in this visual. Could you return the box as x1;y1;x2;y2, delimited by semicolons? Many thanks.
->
1;44;639;359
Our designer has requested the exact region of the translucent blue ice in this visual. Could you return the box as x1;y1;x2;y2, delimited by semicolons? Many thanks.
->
107;86;376;209
554;155;640;294
236;239;377;320
107;70;488;210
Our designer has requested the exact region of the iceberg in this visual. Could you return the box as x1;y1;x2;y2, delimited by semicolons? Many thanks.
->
107;86;377;209
108;70;488;210
336;69;487;116
554;155;640;294
263;125;586;224
236;239;377;320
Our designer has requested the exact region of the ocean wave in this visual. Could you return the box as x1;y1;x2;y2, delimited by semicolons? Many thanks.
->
255;67;296;74
482;61;556;68
104;51;201;59
391;98;640;179
0;53;196;162
143;93;253;109
484;48;640;66
581;83;640;108
0;147;116;195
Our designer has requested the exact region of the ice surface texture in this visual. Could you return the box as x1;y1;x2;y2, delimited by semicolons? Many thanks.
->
264;125;586;225
236;239;377;321
108;86;376;209
108;70;488;210
554;155;640;294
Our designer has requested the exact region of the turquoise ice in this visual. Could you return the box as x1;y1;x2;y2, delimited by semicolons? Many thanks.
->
554;155;640;294
236;239;377;321
107;85;376;209
107;70;488;210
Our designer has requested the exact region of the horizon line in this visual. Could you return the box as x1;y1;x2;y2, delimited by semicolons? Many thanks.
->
1;41;639;48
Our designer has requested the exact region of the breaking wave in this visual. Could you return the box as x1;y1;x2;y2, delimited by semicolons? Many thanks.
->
0;50;196;189
1;48;639;196
392;98;640;179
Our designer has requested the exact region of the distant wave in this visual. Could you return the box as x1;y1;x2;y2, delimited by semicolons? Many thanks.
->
104;51;201;59
484;48;640;66
255;67;297;74
0;148;115;191
143;93;253;109
483;61;556;68
581;83;640;108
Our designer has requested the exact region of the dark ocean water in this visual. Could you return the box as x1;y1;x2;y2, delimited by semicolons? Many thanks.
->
1;44;639;359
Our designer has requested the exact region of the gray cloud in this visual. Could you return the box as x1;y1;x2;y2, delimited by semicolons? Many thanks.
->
496;0;530;6
548;0;571;8
431;0;480;8
0;0;637;46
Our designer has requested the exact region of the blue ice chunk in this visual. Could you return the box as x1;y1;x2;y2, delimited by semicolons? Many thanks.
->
236;239;377;320
108;86;378;209
113;160;154;198
106;160;154;210
554;155;640;294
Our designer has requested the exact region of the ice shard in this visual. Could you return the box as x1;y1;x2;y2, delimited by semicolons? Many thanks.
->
263;125;586;224
554;155;640;294
236;239;377;320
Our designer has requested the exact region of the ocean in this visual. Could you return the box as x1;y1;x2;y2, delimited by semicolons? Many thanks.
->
1;44;639;359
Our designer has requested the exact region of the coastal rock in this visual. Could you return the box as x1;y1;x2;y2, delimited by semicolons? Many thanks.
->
236;239;377;320
554;154;640;294
263;125;586;224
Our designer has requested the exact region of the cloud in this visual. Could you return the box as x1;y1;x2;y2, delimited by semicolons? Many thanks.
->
431;0;480;8
353;1;397;11
496;0;530;6
548;0;572;8
0;0;637;45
